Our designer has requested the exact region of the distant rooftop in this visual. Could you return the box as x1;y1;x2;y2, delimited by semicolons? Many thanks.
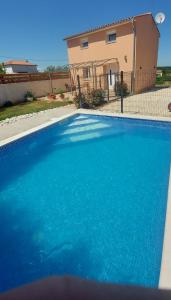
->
4;60;37;66
64;12;156;40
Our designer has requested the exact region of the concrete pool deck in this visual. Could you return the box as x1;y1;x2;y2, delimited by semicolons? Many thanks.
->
0;108;171;289
1;106;171;142
0;104;75;141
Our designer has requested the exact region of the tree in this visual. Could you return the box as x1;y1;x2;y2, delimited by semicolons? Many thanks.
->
44;65;69;73
0;63;5;74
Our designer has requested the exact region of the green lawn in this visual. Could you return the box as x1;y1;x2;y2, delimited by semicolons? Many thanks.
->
155;81;171;87
0;99;73;121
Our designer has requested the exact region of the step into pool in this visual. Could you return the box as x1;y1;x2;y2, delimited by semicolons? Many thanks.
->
0;113;171;292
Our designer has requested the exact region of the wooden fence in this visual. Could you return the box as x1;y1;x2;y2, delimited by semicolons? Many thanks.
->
0;72;69;84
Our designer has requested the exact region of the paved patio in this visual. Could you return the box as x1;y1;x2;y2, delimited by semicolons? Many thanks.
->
100;86;171;117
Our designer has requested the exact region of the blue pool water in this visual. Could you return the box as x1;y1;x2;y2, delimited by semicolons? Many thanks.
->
0;114;171;292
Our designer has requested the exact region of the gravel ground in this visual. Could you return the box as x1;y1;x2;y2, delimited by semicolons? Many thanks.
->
100;87;171;117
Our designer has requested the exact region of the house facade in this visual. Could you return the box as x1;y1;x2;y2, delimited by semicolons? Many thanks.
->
64;13;160;93
4;60;38;74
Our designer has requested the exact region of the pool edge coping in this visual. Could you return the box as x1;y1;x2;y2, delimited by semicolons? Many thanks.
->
1;109;171;147
0;111;77;147
159;167;171;289
0;108;171;289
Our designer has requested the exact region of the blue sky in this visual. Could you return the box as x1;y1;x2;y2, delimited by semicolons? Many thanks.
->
0;0;170;70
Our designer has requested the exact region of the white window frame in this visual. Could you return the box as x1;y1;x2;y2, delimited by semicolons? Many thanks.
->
81;38;89;49
82;67;91;80
106;31;116;44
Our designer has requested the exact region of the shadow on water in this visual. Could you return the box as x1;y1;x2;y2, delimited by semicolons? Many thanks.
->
39;240;101;281
0;200;44;292
0;200;102;292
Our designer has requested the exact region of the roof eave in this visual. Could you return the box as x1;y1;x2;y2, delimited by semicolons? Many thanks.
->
63;19;132;41
4;64;37;66
63;12;160;41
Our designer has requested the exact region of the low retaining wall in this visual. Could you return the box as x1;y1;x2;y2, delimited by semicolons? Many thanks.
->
0;77;70;106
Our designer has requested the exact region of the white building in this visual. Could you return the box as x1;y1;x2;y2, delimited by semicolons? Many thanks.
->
4;60;38;74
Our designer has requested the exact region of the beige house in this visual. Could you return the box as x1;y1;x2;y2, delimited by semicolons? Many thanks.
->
64;13;160;93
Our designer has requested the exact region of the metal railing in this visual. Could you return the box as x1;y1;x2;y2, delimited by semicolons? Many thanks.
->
75;70;171;118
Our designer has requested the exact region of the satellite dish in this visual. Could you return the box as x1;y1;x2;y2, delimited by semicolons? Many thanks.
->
155;12;165;24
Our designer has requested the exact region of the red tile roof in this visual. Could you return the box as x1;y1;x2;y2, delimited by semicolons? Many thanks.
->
64;12;156;40
4;60;37;66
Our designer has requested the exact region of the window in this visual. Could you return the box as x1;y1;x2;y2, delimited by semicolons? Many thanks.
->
81;38;88;48
107;32;116;43
83;67;91;79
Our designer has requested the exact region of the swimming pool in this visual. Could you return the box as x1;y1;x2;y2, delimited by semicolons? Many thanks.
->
0;113;171;292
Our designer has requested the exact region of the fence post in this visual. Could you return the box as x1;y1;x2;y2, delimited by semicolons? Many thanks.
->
106;74;109;102
69;71;73;95
120;71;124;113
77;75;82;108
49;72;53;94
99;75;101;89
131;71;134;94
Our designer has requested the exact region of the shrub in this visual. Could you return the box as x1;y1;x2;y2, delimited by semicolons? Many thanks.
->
73;89;105;108
162;74;171;81
115;81;128;96
55;88;65;94
156;76;164;84
3;100;13;107
87;89;105;107
24;91;34;101
55;88;66;100
0;63;5;74
73;93;89;108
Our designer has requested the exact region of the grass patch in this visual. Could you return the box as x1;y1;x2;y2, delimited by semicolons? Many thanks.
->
155;81;171;87
0;99;73;122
